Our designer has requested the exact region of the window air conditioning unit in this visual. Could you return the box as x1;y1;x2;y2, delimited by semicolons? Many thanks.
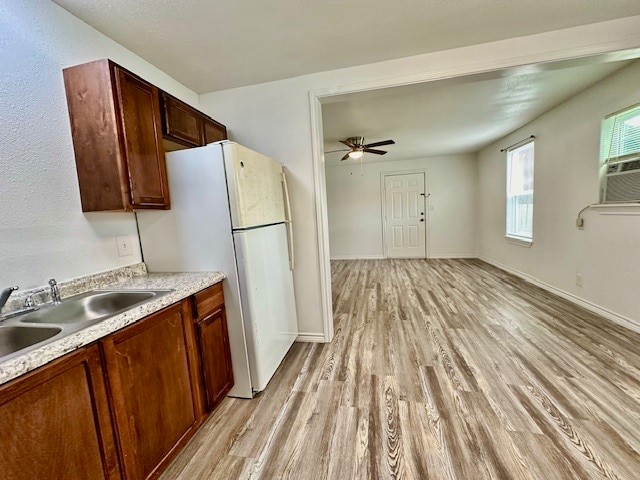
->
601;157;640;203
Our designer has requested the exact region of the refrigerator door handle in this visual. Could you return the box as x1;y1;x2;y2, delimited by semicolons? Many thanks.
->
281;170;294;270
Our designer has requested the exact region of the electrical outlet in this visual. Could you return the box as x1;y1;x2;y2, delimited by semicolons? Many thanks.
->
575;273;583;287
116;235;133;257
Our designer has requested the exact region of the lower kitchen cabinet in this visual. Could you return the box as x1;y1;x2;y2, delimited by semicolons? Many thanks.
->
0;282;233;480
196;307;234;411
192;283;234;413
101;300;200;480
0;345;120;480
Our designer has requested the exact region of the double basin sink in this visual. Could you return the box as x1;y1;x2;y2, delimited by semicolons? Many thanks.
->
0;289;172;361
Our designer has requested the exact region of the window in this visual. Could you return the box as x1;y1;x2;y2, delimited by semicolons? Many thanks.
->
506;141;534;242
601;103;640;163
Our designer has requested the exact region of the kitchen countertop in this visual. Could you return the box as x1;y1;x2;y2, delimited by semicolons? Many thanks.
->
0;269;226;386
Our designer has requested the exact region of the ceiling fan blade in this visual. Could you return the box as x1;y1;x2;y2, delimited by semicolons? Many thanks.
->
363;148;387;155
340;152;351;161
364;139;395;148
340;139;357;148
325;148;350;154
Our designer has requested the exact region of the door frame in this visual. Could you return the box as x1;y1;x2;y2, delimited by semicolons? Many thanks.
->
380;169;429;259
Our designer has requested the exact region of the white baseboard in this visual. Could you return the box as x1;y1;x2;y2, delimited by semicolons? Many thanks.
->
330;254;385;260
296;332;327;343
479;256;640;334
330;254;479;260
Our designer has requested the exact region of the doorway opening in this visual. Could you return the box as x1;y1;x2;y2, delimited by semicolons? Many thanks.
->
312;47;640;343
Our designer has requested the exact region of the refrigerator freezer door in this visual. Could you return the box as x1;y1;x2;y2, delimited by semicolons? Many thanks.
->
233;223;298;392
223;142;286;229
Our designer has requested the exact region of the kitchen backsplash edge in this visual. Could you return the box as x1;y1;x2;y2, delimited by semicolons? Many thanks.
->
3;263;148;312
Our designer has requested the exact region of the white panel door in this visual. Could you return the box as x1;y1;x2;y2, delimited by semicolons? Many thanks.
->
384;173;426;258
223;142;287;229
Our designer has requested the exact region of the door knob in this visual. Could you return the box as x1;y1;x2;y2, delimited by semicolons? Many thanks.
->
420;218;424;222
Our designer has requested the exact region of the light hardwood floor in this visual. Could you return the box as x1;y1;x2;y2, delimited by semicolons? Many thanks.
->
162;259;640;479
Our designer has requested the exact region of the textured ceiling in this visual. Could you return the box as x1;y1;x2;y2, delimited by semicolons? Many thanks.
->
52;0;640;93
322;57;636;165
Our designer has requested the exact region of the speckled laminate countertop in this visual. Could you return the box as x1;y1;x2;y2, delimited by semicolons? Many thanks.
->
0;268;225;386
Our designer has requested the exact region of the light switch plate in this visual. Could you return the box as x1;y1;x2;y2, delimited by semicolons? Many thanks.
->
116;235;133;257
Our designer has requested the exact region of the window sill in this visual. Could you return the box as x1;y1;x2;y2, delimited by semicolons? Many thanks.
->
505;235;533;248
590;202;640;208
588;203;640;216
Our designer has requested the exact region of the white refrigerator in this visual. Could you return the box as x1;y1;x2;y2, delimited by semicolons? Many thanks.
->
136;141;298;398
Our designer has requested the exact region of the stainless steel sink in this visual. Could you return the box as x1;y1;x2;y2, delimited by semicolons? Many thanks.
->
0;325;62;358
0;289;172;362
19;290;166;325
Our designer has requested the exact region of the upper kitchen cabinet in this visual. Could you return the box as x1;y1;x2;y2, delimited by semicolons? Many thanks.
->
161;92;204;148
63;59;170;211
161;92;227;150
203;118;227;145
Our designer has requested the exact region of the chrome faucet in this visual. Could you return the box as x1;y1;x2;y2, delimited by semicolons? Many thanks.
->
23;288;47;310
49;278;62;304
0;286;19;313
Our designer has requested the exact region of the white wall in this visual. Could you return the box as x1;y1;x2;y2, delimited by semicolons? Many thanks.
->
198;16;640;337
326;155;478;259
478;60;640;325
0;0;200;288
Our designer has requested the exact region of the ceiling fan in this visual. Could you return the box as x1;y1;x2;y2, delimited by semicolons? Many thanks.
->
326;136;395;161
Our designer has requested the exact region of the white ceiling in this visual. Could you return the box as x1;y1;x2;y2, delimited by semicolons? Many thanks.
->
322;56;637;166
52;0;640;93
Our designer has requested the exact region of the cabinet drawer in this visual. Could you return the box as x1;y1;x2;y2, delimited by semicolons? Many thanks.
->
194;283;224;319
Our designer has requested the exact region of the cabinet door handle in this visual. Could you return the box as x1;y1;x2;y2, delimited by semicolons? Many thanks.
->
198;308;222;326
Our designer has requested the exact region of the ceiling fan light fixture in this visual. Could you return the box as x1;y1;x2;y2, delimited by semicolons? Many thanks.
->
335;136;395;161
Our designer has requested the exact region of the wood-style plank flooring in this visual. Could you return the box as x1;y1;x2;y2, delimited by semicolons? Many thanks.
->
162;259;640;479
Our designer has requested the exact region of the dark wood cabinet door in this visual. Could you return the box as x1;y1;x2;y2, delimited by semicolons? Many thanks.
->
203;118;227;145
161;93;203;147
102;301;198;480
196;307;234;410
114;67;170;209
0;345;120;480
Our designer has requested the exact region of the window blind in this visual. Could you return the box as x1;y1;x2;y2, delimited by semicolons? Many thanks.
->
601;104;640;163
